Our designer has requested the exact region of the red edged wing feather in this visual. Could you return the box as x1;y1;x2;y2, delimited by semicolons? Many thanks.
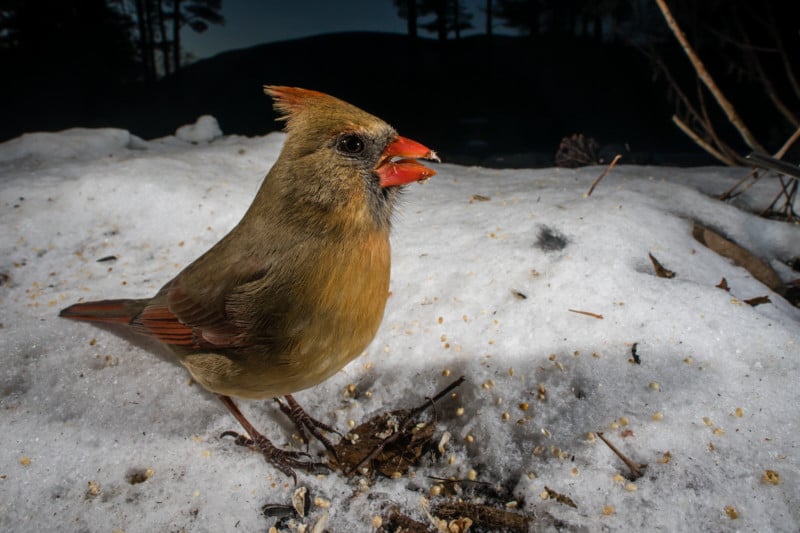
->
129;282;245;349
132;304;198;346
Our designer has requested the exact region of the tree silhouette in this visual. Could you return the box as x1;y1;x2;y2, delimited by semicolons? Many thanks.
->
393;0;418;40
485;0;493;36
495;0;542;36
393;0;473;42
421;0;473;41
0;0;137;94
122;0;223;81
172;0;224;71
495;0;634;39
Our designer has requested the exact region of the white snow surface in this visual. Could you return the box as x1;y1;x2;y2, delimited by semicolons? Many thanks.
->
1;125;798;532
175;115;223;144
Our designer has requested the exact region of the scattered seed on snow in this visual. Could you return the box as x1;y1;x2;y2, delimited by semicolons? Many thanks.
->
762;470;781;485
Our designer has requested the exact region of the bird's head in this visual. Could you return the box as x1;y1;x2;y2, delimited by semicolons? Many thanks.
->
263;86;439;230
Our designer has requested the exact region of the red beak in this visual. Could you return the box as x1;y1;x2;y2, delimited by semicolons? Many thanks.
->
375;136;440;188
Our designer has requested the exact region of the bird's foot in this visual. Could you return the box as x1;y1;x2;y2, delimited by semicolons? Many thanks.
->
275;394;341;458
220;429;327;483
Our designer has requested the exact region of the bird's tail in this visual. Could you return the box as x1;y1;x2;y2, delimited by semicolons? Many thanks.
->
59;299;147;325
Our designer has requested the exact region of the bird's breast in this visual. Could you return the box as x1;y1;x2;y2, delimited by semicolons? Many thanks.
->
251;230;391;396
291;230;391;378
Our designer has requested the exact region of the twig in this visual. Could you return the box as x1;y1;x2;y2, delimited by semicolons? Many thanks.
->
695;77;744;165
747;153;800;179
655;0;766;153
586;154;621;197
762;175;799;220
672;115;735;165
568;309;604;319
433;501;531;531
596;432;646;480
644;47;738;166
738;19;800;129
719;167;760;201
767;4;800;100
646;49;705;127
775;126;800;159
722;128;800;202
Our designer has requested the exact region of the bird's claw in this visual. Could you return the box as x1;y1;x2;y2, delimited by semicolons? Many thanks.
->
276;395;341;459
220;429;327;483
220;430;257;447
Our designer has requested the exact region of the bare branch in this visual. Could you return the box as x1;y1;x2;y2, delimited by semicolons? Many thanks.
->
655;0;766;153
775;126;800;159
736;18;800;128
672;115;737;166
696;78;741;164
766;4;800;101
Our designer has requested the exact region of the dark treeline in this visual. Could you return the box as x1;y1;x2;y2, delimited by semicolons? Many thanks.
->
0;0;222;137
0;0;797;165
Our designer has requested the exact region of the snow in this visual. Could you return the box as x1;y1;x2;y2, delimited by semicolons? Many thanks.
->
1;123;798;532
175;115;224;144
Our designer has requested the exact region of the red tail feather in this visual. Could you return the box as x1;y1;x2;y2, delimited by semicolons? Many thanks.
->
59;299;143;325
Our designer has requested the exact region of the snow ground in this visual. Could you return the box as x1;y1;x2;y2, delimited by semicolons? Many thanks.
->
0;123;798;532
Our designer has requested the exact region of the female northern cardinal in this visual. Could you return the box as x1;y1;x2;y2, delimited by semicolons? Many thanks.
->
60;86;439;480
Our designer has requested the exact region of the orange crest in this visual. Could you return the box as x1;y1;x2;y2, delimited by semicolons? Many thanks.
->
264;85;332;122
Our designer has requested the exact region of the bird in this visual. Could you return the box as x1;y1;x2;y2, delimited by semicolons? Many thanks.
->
59;86;439;480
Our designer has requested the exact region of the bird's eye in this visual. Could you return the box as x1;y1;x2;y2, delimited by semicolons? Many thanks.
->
337;134;365;155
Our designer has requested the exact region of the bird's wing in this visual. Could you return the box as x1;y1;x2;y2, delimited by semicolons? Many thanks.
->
129;282;243;349
131;267;266;350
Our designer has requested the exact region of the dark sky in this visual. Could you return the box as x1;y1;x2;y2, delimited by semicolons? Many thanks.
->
182;0;490;60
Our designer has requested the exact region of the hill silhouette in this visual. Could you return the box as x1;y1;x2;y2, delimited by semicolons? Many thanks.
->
3;32;707;166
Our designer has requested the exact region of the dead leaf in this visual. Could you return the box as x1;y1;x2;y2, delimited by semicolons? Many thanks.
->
693;223;783;293
716;278;730;291
744;295;771;306
649;253;675;278
470;194;491;203
542;486;577;509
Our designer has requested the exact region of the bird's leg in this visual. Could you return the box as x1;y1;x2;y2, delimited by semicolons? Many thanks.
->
275;394;341;458
218;395;326;482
